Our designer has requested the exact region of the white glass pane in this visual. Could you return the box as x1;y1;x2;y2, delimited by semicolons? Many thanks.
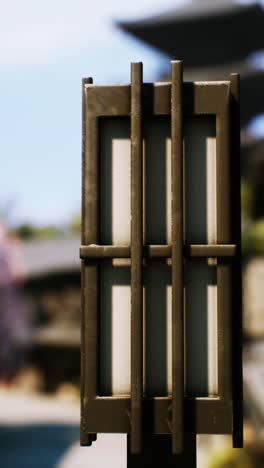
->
184;117;218;396
184;118;217;243
144;118;171;244
99;117;217;398
100;119;130;245
185;261;217;396
99;261;131;396
144;260;172;396
100;260;172;398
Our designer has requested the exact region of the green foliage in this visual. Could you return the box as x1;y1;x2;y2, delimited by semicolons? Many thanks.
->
68;214;81;233
15;212;81;240
241;179;264;256
241;179;253;218
208;445;253;468
37;225;61;238
242;217;264;256
254;218;264;253
15;223;60;240
16;223;36;239
242;224;256;255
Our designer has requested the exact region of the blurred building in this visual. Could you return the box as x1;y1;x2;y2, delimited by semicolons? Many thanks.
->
21;235;264;430
119;1;264;68
22;235;80;391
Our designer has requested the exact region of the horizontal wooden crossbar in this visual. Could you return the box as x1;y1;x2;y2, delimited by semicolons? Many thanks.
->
82;396;232;434
80;244;236;259
80;245;130;258
187;244;236;257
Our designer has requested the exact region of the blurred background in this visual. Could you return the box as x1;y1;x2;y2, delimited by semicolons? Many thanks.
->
1;0;264;466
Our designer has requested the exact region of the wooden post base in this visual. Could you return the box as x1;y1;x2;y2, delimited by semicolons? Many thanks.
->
127;433;196;468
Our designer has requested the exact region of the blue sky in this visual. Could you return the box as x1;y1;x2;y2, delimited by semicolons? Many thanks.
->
0;0;182;227
0;0;263;226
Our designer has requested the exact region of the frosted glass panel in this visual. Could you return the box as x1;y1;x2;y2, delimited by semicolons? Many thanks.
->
99;261;131;396
100;260;172;397
144;260;172;396
184;117;218;396
144;118;171;244
185;261;217;396
100;119;130;245
185;118;217;244
99;117;218;398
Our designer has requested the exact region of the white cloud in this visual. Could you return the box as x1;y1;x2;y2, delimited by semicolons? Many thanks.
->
0;0;187;67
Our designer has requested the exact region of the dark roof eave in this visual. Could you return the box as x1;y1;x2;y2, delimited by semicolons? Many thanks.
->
118;3;264;68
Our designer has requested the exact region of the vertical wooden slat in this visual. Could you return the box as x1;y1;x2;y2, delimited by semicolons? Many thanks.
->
230;73;243;448
81;77;97;446
130;62;143;454
216;88;232;402
81;77;94;244
171;60;184;454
